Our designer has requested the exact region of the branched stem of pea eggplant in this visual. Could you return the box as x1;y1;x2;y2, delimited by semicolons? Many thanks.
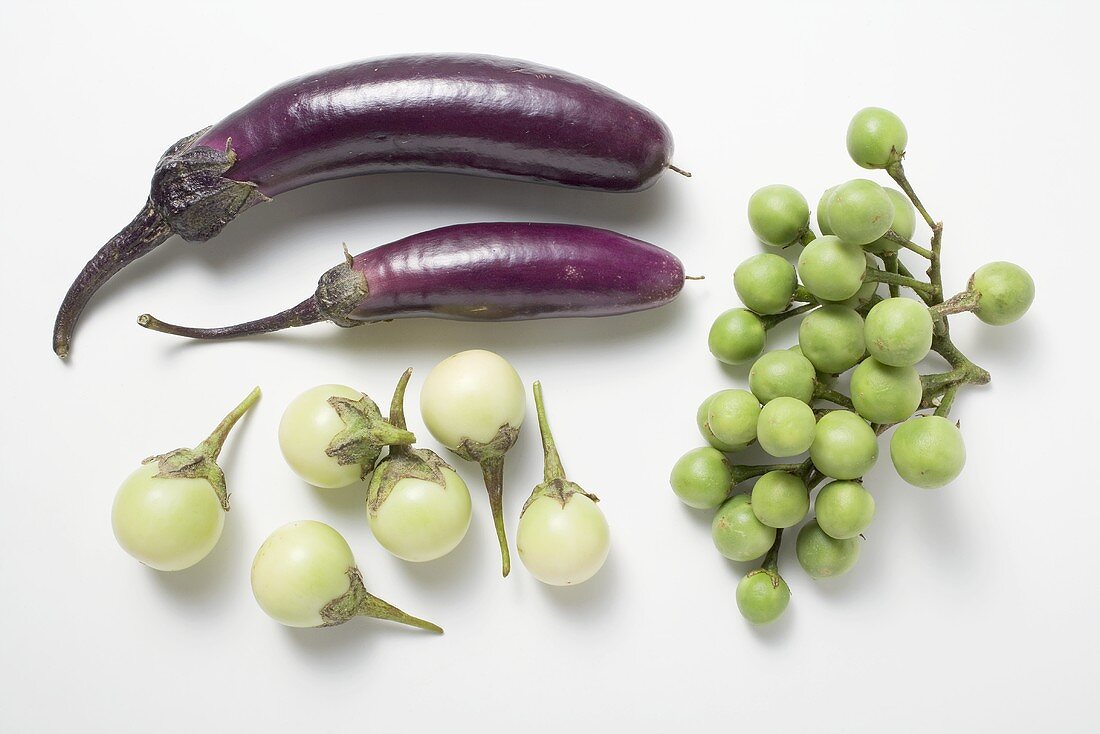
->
738;150;990;568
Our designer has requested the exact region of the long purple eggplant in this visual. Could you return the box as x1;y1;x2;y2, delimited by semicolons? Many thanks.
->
136;223;686;340
53;53;685;357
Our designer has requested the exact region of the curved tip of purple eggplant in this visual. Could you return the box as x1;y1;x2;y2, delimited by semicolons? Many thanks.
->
53;202;174;358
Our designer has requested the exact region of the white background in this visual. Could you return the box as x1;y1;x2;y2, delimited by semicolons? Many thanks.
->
1;1;1096;731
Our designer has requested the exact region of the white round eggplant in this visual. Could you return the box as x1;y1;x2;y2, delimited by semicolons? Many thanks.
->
517;381;610;586
420;349;526;448
251;520;441;632
518;493;610;586
111;387;259;571
420;349;526;576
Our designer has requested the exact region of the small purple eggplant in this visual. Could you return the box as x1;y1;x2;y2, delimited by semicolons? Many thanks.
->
53;54;685;357
137;223;686;341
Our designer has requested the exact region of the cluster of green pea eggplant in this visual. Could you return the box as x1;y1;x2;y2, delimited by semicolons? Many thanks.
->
670;108;1036;626
111;349;611;635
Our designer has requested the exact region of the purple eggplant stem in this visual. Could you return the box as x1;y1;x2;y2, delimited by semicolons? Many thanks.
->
137;223;686;342
52;54;680;357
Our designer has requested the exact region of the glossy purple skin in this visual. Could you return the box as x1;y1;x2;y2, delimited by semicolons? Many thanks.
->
347;223;684;322
193;54;673;195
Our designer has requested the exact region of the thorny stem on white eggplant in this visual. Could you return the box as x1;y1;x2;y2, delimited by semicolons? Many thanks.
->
319;567;442;632
452;420;519;577
145;387;261;511
196;387;262;461
533;382;565;483
386;369;414;459
481;457;510;576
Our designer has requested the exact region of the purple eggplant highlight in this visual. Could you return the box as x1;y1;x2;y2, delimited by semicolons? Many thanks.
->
53;54;683;357
137;223;686;341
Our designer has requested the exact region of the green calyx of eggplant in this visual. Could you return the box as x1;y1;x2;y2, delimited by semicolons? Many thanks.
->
449;424;520;577
522;381;599;514
367;367;461;512
325;393;416;480
144;447;232;512
143;386;262;511
450;424;521;467
318;566;442;632
368;448;457;514
521;477;599;516
150;129;269;242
